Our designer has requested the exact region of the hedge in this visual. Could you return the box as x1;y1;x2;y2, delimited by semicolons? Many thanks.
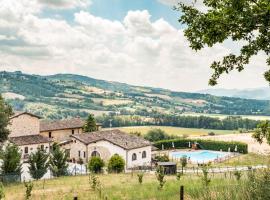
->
154;139;248;154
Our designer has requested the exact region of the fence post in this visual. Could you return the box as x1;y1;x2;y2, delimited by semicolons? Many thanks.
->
180;185;184;200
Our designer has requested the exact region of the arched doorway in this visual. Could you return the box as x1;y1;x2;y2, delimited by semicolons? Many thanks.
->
91;150;100;157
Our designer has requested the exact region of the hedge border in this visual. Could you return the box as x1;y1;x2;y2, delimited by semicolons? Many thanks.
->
154;139;248;154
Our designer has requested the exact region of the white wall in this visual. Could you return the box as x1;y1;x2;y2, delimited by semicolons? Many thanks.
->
69;138;152;169
9;114;40;137
19;143;50;160
127;146;152;168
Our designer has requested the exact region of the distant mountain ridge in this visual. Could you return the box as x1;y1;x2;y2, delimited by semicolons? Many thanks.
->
199;87;270;100
1;71;270;119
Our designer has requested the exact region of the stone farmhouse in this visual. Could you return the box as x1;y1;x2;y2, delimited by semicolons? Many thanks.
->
7;112;152;169
40;118;102;143
8;112;51;160
70;129;152;169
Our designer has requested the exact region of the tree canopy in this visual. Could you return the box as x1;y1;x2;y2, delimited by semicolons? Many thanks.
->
0;95;13;142
252;120;270;144
177;0;270;85
49;143;68;177
28;148;49;180
83;114;97;132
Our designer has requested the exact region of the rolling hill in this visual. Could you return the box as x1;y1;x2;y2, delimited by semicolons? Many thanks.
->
1;71;270;119
199;87;270;100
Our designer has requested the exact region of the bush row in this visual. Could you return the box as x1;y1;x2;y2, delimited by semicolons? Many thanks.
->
154;139;248;154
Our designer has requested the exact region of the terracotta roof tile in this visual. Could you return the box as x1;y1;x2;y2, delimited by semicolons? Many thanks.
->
9;135;52;146
40;118;86;132
71;129;152;150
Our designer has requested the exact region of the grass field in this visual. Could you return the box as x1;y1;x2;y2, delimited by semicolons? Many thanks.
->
4;172;253;200
216;153;270;167
118;126;237;137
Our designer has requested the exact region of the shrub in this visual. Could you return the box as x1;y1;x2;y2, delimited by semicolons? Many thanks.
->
154;139;248;154
156;166;166;190
233;170;242;181
144;129;171;142
180;156;187;174
137;172;144;184
88;157;105;173
154;155;169;162
108;154;125;173
24;181;33;200
244;169;270;199
208;132;215;136
0;182;5;199
201;166;211;187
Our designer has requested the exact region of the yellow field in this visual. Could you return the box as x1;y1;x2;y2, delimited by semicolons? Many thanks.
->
118;126;237;137
183;113;270;120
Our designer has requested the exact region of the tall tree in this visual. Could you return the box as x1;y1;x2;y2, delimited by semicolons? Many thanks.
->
49;143;68;177
0;94;13;142
1;144;21;175
83;114;97;132
177;0;270;85
28;148;49;180
252;121;270;144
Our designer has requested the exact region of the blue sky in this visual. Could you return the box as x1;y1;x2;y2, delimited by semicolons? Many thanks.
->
89;0;181;28
0;0;268;91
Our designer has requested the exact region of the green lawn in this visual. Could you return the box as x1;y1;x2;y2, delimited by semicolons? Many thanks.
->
215;153;270;167
118;126;237;137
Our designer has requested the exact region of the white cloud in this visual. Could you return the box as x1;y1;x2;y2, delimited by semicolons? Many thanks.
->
158;0;207;11
0;1;266;91
38;0;91;9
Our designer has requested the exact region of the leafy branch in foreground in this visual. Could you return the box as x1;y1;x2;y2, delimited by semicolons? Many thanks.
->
176;0;270;85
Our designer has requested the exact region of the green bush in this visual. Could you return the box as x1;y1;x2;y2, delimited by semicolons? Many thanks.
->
108;154;125;173
154;155;169;162
144;129;172;142
88;157;105;173
154;139;248;154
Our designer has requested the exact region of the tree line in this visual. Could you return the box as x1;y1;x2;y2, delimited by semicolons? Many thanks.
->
97;114;260;131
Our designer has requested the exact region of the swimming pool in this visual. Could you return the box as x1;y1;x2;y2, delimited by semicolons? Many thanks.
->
170;150;230;164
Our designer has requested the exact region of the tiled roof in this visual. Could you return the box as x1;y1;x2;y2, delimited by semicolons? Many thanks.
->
71;129;152;150
9;135;52;146
10;112;41;119
40;118;86;132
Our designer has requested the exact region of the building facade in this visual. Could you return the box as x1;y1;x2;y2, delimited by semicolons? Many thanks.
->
8;112;51;161
69;129;152;169
40;118;102;142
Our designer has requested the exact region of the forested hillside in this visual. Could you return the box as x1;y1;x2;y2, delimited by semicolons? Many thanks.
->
1;71;270;120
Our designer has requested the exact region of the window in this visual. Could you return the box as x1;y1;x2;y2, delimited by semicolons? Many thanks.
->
41;145;44;150
72;130;75;135
142;151;146;158
49;132;52;138
132;153;137;161
91;151;100;157
83;151;86;158
24;147;28;154
78;151;81;157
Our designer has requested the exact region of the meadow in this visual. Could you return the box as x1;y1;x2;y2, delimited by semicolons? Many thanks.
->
118;126;237;137
4;172;256;200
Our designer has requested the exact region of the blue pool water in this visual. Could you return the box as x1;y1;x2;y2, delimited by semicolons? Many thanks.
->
170;150;230;163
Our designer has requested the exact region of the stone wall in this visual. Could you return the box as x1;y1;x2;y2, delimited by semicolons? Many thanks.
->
9;114;40;137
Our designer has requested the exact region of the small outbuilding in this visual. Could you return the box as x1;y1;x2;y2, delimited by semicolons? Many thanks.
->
157;162;177;175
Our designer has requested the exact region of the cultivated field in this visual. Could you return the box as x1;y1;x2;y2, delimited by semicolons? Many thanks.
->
118;126;237;137
183;113;270;120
